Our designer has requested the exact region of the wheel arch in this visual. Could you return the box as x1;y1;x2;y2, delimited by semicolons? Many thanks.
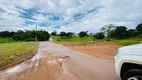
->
120;62;142;78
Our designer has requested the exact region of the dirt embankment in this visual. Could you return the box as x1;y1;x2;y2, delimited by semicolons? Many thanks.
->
61;41;122;60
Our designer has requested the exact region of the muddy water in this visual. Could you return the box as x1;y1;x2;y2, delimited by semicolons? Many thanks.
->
0;42;120;80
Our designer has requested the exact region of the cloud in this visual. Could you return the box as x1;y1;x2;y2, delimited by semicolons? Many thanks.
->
0;0;141;33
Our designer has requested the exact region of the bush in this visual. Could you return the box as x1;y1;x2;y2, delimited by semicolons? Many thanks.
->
94;32;105;39
138;34;142;38
0;38;13;43
25;38;35;41
79;31;88;38
115;40;139;46
136;23;142;34
104;37;111;41
0;30;50;41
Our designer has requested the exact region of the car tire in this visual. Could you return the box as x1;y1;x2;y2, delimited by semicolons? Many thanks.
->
123;69;142;80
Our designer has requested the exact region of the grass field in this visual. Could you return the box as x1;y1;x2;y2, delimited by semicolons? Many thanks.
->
53;36;142;46
0;37;13;43
112;38;142;46
0;42;39;70
53;36;96;46
53;36;93;42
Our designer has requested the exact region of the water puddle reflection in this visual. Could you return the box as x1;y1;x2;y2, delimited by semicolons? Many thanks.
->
6;52;46;74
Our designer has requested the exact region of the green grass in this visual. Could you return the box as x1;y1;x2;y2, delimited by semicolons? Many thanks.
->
0;42;39;69
0;37;13;43
112;39;142;46
53;36;142;46
53;36;93;42
53;36;95;46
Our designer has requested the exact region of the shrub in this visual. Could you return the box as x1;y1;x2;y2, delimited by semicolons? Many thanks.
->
138;34;142;38
94;32;105;39
0;38;13;43
116;40;138;46
79;31;88;38
25;38;35;41
136;23;142;34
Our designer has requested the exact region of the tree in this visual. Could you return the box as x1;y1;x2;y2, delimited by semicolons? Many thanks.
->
17;30;24;33
114;26;128;39
90;33;93;36
101;24;116;36
51;30;57;36
127;29;137;38
66;32;74;38
60;31;66;38
136;23;142;34
0;31;10;37
108;30;116;38
11;30;50;41
10;32;16;37
94;32;105;39
79;31;88;37
12;33;25;41
36;30;50;41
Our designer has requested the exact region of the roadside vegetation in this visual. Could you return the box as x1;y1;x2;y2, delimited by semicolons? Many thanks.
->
0;23;141;68
52;23;142;46
0;30;50;69
113;38;142;46
0;42;39;70
0;30;50;42
51;23;142;60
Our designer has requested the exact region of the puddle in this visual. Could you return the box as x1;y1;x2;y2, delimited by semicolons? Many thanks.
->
31;52;46;62
2;47;71;80
5;53;69;74
6;52;46;74
6;62;32;73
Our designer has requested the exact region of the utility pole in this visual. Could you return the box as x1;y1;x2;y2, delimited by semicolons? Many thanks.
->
35;24;37;41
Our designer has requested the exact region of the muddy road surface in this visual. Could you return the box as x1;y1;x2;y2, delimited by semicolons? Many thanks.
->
0;42;120;80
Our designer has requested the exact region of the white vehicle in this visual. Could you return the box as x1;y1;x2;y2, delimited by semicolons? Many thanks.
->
115;44;142;80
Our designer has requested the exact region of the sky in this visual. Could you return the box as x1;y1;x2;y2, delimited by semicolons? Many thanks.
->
0;0;142;33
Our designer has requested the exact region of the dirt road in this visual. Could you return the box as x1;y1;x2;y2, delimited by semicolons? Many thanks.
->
65;41;121;60
0;42;120;80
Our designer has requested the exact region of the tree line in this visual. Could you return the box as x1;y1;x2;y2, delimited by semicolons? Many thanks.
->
0;30;50;41
0;23;142;41
51;23;142;40
100;23;142;40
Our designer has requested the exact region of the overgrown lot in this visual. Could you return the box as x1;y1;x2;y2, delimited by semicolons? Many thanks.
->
53;36;142;46
0;42;39;70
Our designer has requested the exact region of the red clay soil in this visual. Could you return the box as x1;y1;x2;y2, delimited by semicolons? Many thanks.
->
66;41;122;60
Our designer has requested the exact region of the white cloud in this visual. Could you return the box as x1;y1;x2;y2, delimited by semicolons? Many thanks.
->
63;0;142;33
0;0;142;33
32;14;47;21
19;0;35;9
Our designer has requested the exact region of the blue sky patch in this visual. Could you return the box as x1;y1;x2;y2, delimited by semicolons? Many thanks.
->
49;16;63;21
23;20;36;26
73;13;83;19
19;8;37;20
39;23;51;27
87;6;103;13
19;5;103;29
23;20;50;27
72;6;103;22
54;25;61;29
